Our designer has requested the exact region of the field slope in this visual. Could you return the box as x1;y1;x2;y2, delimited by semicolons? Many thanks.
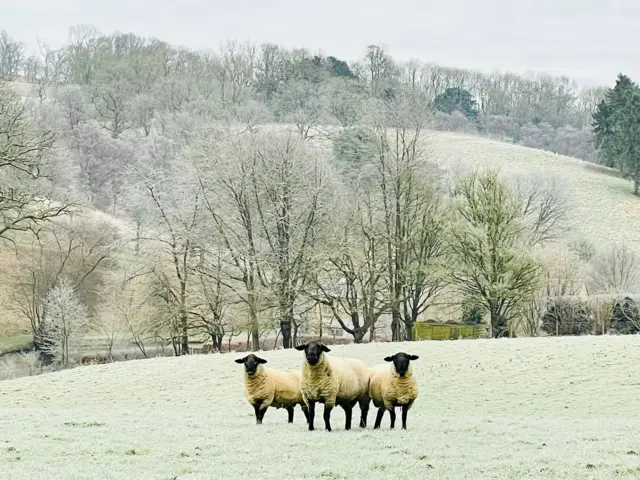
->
1;335;639;479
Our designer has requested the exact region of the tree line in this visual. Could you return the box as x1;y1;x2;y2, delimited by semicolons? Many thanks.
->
1;26;611;169
1;26;639;364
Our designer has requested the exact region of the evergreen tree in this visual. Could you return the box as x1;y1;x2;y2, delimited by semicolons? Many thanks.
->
431;87;479;122
592;74;640;194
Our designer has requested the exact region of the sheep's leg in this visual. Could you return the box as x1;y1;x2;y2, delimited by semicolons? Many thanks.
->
323;404;333;432
388;407;396;429
401;404;409;430
342;404;353;431
373;407;385;429
286;406;294;423
257;406;268;424
253;401;265;425
358;397;370;428
307;400;316;431
301;403;310;424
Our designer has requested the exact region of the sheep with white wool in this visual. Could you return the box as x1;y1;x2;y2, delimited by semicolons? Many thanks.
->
235;354;309;425
294;341;370;432
368;352;419;430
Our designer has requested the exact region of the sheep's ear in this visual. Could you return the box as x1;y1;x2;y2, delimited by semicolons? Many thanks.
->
409;355;419;361
234;358;245;364
294;344;307;351
320;343;331;353
256;357;268;364
383;356;394;362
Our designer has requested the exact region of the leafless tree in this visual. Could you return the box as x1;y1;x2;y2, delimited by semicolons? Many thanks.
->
588;242;640;294
507;173;573;246
132;158;204;355
366;88;446;340
37;276;90;367
309;188;388;343
192;127;332;349
10;214;121;345
0;84;72;244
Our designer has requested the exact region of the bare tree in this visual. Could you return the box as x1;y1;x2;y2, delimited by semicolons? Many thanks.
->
507;173;573;246
0;31;25;79
132;158;204;355
37;276;89;367
193;127;332;349
588;242;640;294
366;88;445;340
0;84;72;244
192;248;236;352
191;127;269;351
11;214;121;346
310;189;388;343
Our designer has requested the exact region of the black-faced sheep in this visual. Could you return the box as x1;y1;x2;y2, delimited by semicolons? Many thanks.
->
368;352;419;430
294;341;370;432
235;354;309;425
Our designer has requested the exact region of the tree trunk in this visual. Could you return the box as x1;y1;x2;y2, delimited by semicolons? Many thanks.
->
404;319;414;341
353;328;366;344
391;310;403;342
180;311;189;355
248;291;260;351
280;304;294;349
280;320;292;349
490;307;508;338
634;169;639;195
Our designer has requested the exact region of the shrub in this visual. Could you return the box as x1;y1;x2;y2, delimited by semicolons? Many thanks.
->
331;126;377;172
541;297;595;336
611;296;640;334
461;298;484;324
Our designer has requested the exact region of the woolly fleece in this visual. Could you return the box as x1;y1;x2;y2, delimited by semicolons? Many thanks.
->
369;362;419;409
300;353;369;407
243;365;305;410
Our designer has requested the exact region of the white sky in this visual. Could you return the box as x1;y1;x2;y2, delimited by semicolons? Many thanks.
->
2;0;639;87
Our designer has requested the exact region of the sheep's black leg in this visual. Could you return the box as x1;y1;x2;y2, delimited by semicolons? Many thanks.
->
374;407;384;429
253;401;263;425
401;405;409;430
343;404;353;430
389;408;396;429
307;400;316;431
286;406;294;423
257;406;268;424
359;398;370;428
301;404;310;424
323;404;333;432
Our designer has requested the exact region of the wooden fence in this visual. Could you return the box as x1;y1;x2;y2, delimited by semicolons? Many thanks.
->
413;322;487;341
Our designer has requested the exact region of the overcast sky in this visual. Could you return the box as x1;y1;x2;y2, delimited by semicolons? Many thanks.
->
2;0;639;87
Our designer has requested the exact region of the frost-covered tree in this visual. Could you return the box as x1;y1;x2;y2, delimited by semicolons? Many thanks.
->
37;277;89;367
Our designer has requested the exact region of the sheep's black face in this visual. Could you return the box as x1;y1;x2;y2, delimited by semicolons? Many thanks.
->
294;341;330;366
384;352;419;377
234;354;267;376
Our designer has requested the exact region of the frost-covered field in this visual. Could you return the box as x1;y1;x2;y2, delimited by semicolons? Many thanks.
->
1;335;639;479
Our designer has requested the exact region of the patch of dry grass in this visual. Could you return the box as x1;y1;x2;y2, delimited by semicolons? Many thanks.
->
0;335;32;355
0;335;639;479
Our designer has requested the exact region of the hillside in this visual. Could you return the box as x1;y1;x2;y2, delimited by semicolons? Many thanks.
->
0;336;639;479
2;125;638;335
421;131;638;251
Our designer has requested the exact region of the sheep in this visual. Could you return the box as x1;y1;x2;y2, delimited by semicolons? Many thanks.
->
235;354;309;425
294;341;370;432
368;352;419;430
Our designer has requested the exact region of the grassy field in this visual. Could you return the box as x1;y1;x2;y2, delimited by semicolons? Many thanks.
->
0;335;639;479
